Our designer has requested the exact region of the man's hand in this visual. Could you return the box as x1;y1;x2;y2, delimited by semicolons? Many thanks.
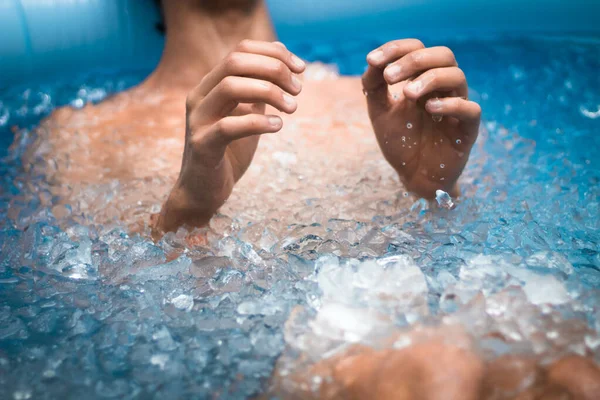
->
155;40;305;232
362;39;481;198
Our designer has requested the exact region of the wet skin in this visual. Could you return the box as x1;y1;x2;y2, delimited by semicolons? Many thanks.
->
272;326;600;400
156;39;481;232
35;5;596;395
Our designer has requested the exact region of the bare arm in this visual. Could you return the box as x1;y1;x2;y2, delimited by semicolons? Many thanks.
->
154;40;306;233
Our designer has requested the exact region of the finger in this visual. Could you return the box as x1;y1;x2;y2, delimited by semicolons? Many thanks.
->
383;46;457;85
193;76;297;122
365;39;426;68
403;67;468;101
197;52;303;97
362;39;426;114
425;97;481;130
235;40;306;74
205;114;283;145
362;39;425;93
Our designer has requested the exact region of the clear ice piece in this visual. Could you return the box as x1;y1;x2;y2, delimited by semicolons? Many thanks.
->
435;189;455;210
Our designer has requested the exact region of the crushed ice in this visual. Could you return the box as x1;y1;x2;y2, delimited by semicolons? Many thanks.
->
435;189;455;210
0;38;599;399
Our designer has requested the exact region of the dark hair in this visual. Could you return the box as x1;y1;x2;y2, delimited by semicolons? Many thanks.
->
154;0;165;34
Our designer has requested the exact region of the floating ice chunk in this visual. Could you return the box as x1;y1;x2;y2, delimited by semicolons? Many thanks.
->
358;257;428;301
171;294;193;312
435;189;456;210
523;275;570;305
310;303;385;343
150;354;169;370
580;105;600;119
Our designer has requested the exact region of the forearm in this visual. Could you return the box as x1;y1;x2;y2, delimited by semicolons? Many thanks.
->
154;162;235;234
154;183;216;233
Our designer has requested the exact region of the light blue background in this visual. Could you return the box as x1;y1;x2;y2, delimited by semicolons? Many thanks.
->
0;0;598;85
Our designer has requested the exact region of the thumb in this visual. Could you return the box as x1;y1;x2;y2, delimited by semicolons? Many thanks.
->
362;63;391;121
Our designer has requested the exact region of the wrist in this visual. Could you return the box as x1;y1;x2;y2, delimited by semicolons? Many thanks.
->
155;183;213;233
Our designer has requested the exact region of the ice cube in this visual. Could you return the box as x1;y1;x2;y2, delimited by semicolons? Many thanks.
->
523;275;570;305
435;190;456;210
171;294;194;312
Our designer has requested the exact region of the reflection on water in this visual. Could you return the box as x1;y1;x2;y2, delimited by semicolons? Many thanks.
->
1;37;599;398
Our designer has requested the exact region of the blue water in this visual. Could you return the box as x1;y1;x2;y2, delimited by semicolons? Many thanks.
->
1;35;599;399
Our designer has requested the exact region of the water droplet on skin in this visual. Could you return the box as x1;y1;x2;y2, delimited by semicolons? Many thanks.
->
440;164;445;168
402;136;406;142
432;115;443;123
406;122;413;129
402;162;406;166
440;177;445;181
408;146;412;149
456;139;462;144
362;89;369;97
457;152;465;158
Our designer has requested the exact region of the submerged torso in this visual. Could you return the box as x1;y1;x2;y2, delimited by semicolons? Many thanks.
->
25;65;409;233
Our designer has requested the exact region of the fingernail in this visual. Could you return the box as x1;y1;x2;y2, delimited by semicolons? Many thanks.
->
268;116;282;127
291;55;305;69
291;74;302;91
367;49;385;64
406;80;423;94
384;64;402;81
283;93;297;108
428;98;443;111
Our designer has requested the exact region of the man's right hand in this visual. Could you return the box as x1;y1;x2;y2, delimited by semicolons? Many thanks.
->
155;40;305;232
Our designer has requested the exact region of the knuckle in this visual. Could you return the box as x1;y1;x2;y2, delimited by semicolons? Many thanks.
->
264;82;277;96
219;76;237;94
439;46;454;58
427;71;438;85
185;90;199;112
409;39;425;49
409;51;424;68
236;39;253;51
274;60;288;76
223;52;243;72
213;119;230;138
409;52;421;68
455;67;466;81
213;119;225;134
443;47;458;65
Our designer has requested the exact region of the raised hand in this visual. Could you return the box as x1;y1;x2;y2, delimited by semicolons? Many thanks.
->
156;40;305;232
362;39;481;198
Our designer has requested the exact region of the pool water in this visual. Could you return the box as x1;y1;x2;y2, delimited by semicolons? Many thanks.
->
1;35;599;399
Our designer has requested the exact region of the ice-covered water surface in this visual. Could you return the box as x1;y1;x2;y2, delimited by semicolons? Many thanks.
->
1;37;599;399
